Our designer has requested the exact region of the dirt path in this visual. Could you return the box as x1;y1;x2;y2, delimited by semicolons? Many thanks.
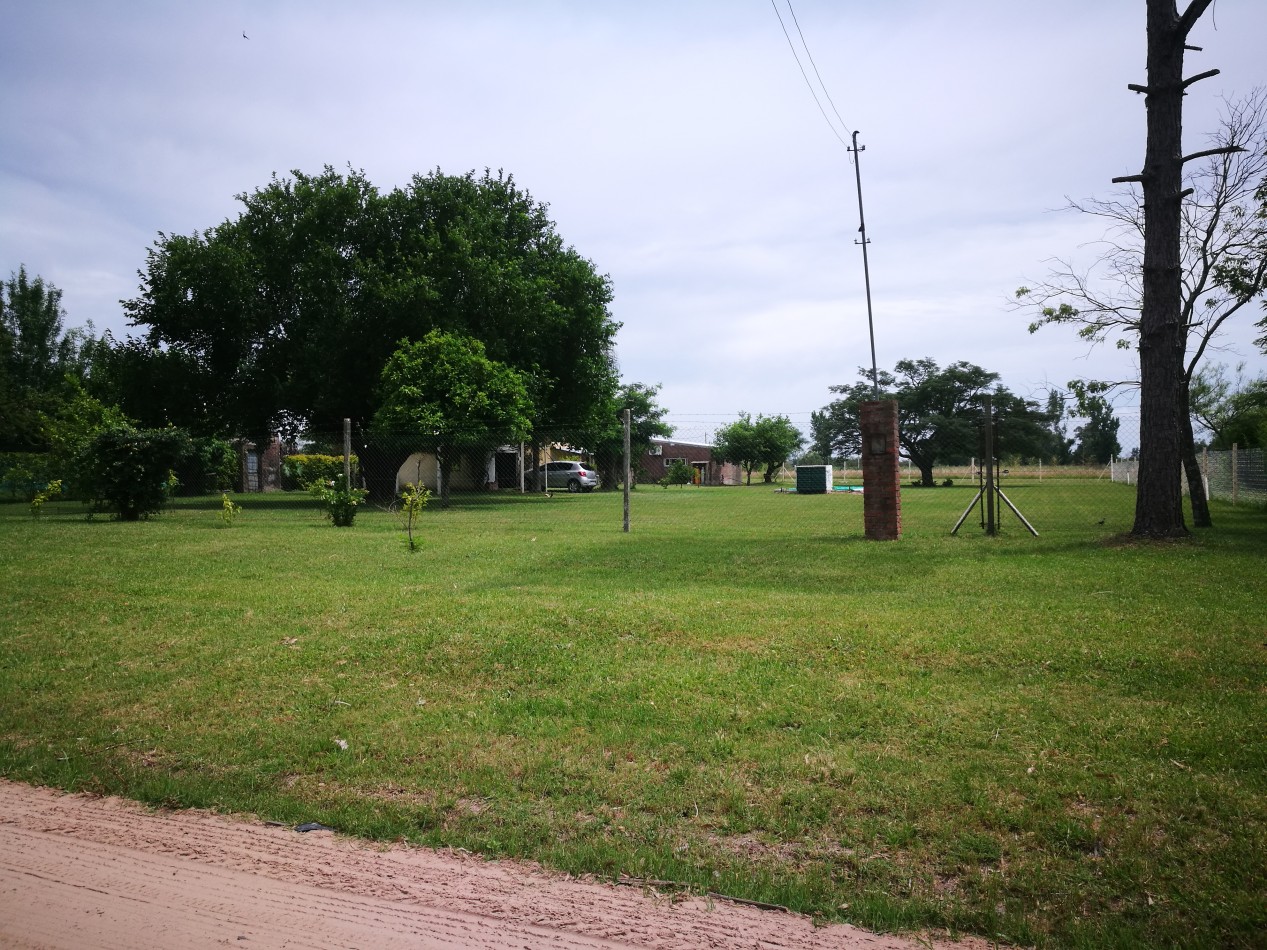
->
0;779;984;949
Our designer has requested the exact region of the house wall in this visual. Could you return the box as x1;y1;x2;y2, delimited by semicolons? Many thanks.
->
395;451;497;493
641;440;740;486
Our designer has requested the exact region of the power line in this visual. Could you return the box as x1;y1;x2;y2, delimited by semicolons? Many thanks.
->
786;2;852;139
769;0;849;148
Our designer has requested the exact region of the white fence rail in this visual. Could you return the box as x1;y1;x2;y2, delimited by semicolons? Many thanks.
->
1111;447;1266;506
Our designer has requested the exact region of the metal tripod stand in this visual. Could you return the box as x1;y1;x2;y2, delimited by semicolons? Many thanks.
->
950;394;1038;537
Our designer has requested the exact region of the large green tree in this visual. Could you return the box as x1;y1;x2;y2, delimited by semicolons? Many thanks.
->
121;167;619;443
1;266;100;452
372;331;532;507
1192;364;1267;449
1072;393;1123;464
589;382;674;490
712;412;804;485
812;359;1060;487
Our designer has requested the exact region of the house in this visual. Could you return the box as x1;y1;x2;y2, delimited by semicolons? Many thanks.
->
642;437;741;486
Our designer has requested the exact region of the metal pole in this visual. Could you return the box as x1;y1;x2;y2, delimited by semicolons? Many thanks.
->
343;418;352;486
983;396;996;535
622;409;631;533
850;130;879;399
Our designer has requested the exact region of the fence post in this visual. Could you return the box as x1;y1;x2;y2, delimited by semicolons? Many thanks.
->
1232;443;1239;506
343;418;352;486
622;409;631;533
1202;446;1209;502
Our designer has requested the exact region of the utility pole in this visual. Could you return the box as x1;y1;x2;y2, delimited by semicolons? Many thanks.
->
849;130;879;399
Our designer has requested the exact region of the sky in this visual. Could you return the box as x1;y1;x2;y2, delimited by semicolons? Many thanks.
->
4;1;1266;449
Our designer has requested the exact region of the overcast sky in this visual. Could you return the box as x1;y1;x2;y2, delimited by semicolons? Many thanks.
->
4;1;1266;447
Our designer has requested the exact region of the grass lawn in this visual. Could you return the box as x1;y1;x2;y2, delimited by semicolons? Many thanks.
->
1;483;1264;947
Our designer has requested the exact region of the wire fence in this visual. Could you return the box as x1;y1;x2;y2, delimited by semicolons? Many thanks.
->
213;425;1187;539
1111;447;1267;507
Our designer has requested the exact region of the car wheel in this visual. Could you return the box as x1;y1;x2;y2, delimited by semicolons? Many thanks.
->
567;478;581;493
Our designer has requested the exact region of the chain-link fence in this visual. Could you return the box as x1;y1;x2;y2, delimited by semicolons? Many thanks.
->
212;423;1182;539
1112;447;1266;507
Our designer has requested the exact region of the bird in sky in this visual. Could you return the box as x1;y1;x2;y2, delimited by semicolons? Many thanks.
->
242;30;249;39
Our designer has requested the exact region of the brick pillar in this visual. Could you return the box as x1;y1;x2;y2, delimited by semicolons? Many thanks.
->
860;400;901;541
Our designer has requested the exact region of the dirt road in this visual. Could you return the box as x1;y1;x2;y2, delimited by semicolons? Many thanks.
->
0;779;982;949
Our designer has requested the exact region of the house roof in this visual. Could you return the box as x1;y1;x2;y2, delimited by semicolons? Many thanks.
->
649;436;714;449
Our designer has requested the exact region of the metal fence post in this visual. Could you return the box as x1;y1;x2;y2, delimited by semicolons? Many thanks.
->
1232;443;1239;506
343;418;352;486
622;409;631;533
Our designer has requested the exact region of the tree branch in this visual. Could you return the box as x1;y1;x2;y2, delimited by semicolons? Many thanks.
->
1181;145;1246;164
1112;174;1146;184
1128;83;1150;95
1176;0;1217;41
1181;68;1221;90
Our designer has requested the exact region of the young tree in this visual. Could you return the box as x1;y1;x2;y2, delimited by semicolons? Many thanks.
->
372;331;532;507
1017;91;1267;527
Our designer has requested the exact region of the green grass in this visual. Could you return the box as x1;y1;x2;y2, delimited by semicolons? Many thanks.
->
2;484;1265;947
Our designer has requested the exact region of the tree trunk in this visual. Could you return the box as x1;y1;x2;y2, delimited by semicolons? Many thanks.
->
438;451;453;508
918;462;934;487
359;439;410;504
1132;0;1212;538
1180;378;1212;527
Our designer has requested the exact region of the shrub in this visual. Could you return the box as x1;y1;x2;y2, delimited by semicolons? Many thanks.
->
400;482;431;551
219;491;241;526
282;453;359;491
661;459;694;488
78;426;191;520
942;478;954;487
176;438;238;495
1;452;57;502
29;479;62;517
310;472;368;527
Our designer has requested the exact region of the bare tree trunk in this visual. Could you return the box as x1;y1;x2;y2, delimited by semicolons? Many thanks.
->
1180;378;1212;527
1131;0;1214;538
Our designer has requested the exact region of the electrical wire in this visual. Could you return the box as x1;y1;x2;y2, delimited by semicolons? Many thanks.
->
769;0;850;148
786;2;852;138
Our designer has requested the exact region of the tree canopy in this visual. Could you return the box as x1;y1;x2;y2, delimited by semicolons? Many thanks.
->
590;382;674;489
121;166;620;442
712;413;804;485
2;265;101;452
812;359;1060;486
372;330;532;506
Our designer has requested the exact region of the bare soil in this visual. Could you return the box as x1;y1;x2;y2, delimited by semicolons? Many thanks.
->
0;779;988;949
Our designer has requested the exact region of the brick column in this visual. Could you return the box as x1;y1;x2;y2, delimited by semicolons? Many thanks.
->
860;400;901;541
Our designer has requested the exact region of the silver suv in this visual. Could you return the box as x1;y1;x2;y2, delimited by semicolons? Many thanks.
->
529;461;599;493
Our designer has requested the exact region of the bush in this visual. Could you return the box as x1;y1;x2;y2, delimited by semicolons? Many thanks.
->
282;453;358;491
78;426;192;520
176;437;238;495
1;452;57;502
310;472;368;527
660;459;694;488
942;478;954;487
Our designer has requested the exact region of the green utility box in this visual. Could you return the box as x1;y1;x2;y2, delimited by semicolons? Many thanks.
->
795;465;832;494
